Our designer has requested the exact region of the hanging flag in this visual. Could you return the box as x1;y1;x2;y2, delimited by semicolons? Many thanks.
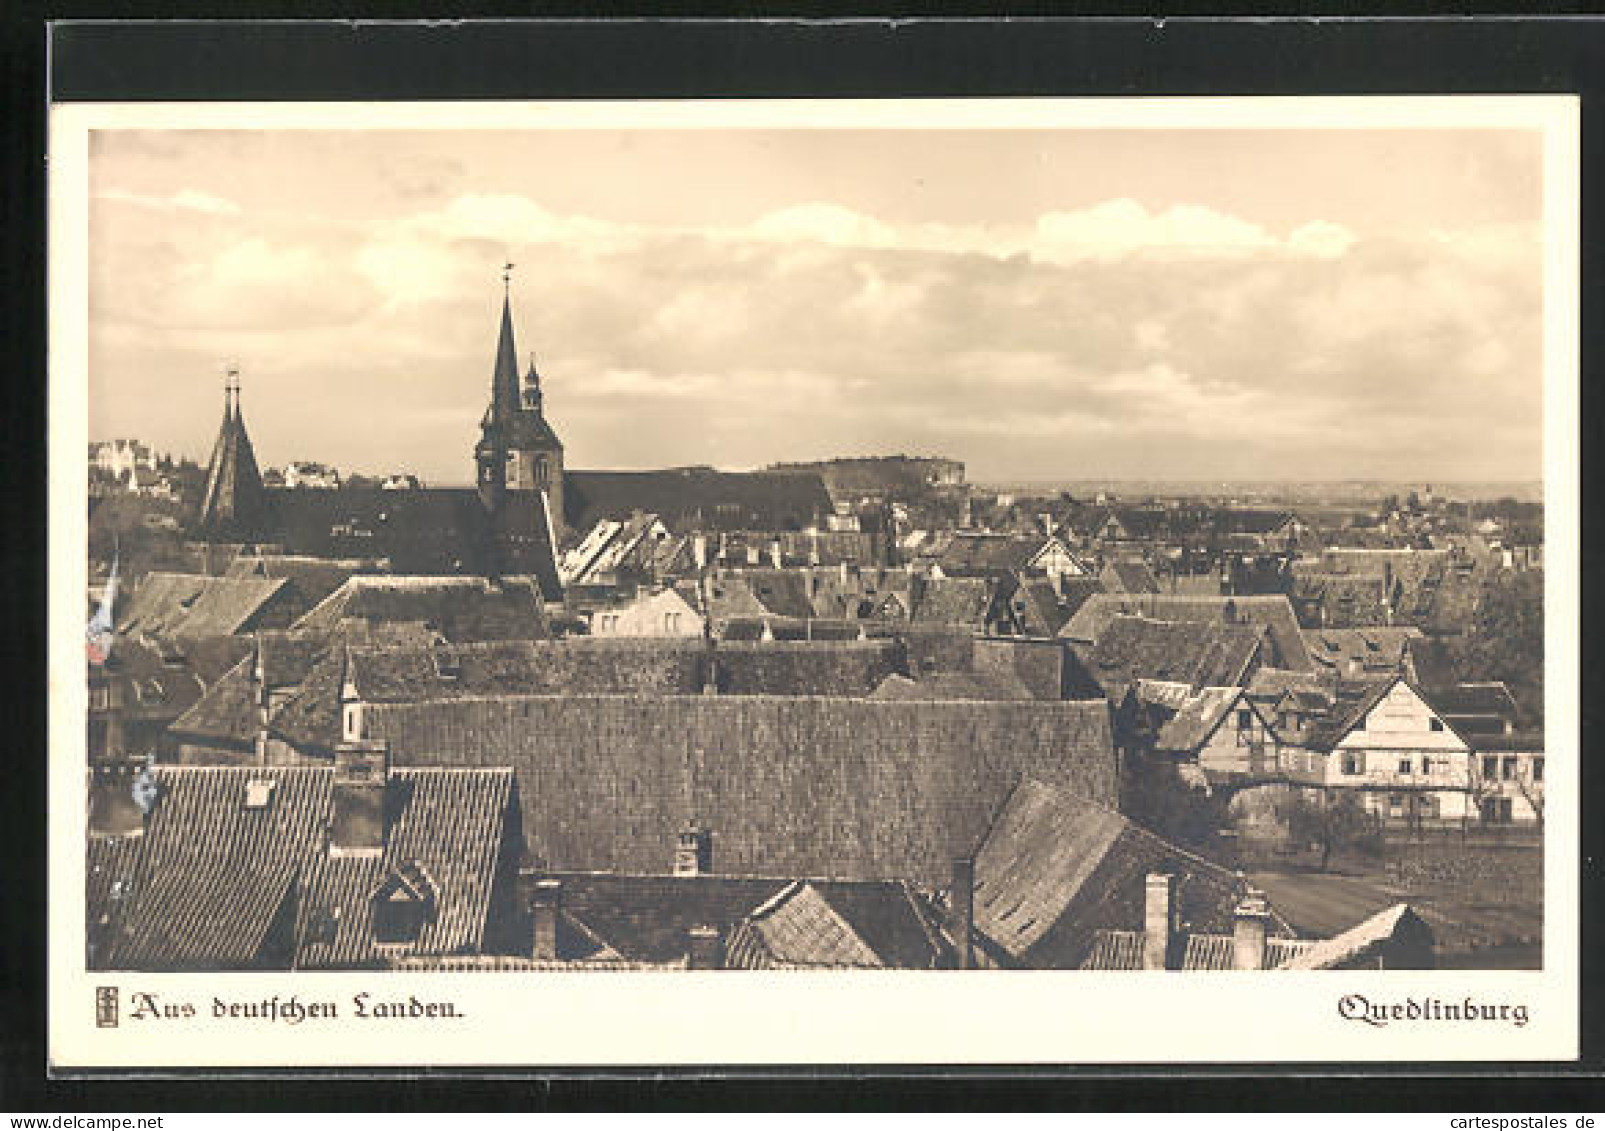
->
86;552;119;665
131;755;160;816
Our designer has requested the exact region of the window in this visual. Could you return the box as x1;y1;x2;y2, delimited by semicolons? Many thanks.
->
373;893;425;945
344;705;361;741
1354;715;1367;731
1237;709;1254;730
1501;756;1517;781
1532;757;1544;782
1388;794;1405;816
1277;711;1290;730
1342;752;1364;776
1398;758;1413;776
1420;757;1434;776
1428;718;1445;732
1482;755;1498;779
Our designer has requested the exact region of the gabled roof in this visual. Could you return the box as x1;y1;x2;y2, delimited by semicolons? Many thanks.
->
99;767;332;969
119;573;291;639
936;532;1071;578
1102;559;1161;595
910;577;1004;628
1276;904;1430;971
1011;577;1104;637
725;882;886;969
1072;616;1264;701
1060;593;1311;671
366;695;1116;886
971;780;1249;968
1302;675;1468;754
293;768;516;969
1143;684;1249;755
869;671;1035;702
292;575;550;642
266;489;562;597
1421;681;1519;719
1302;627;1423;677
565;469;831;534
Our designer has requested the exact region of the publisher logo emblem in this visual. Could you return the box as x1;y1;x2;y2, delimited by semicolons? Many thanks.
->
95;986;118;1028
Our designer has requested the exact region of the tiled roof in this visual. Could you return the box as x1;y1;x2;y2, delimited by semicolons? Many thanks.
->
391;955;689;972
1245;667;1337;703
910;577;1003;628
1276;904;1428;970
119;573;292;639
1467;731;1544;753
1303;627;1423;677
565;469;831;534
1060;594;1311;671
266;489;562;598
293;768;516;969
367;694;1116;886
86;834;146;966
936;533;1066;578
1148;685;1246;755
970;780;1247;968
196;397;271;540
345;637;904;702
267;648;347;753
223;554;375;610
1078;928;1145;970
1421;681;1518;718
292;575;550;643
868;671;1035;702
100;766;333;969
725;882;884;969
1070;616;1264;701
1103;560;1161;595
167;657;257;747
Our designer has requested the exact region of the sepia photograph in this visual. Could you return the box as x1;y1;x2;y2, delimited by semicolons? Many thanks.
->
47;95;1579;1068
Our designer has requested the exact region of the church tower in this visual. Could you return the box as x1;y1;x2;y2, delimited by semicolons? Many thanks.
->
475;271;565;543
195;366;270;541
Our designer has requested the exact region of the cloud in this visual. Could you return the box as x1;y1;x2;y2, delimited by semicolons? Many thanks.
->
98;187;242;215
86;169;1541;483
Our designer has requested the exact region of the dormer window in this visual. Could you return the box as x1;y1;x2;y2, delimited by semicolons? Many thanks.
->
370;863;436;946
431;647;462;681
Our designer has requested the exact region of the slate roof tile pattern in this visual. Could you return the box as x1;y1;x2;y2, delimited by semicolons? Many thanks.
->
936;533;1071;578
910;577;1005;628
366;694;1115;886
1103;560;1162;595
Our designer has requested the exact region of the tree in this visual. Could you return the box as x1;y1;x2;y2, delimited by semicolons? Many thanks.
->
1442;569;1544;728
1120;754;1230;852
1276;790;1385;872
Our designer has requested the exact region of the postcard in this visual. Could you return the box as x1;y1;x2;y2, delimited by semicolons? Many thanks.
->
48;95;1579;1069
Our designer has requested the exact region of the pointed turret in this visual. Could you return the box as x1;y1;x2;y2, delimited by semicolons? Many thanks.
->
195;368;270;541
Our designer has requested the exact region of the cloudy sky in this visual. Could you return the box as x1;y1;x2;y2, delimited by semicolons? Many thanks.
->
87;126;1543;484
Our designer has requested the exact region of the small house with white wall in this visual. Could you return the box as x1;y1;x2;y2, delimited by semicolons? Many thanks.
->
1282;675;1474;827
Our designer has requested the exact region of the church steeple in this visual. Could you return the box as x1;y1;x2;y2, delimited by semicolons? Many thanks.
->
475;267;566;543
195;364;269;541
490;267;520;428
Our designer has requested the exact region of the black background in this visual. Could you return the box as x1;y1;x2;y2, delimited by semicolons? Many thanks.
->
3;10;1603;1111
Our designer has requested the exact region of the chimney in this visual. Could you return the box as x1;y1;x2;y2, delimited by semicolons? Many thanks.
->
839;561;849;585
1143;873;1177;970
769;539;783;569
951;857;976;969
329;739;388;853
686;924;724;970
1232;887;1271;971
674;820;712;876
1222;598;1238;626
693;534;708;571
530;878;562;961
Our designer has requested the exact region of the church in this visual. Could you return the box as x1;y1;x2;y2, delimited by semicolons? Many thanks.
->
191;282;832;599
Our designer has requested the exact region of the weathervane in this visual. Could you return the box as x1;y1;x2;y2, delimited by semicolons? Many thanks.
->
502;261;515;294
